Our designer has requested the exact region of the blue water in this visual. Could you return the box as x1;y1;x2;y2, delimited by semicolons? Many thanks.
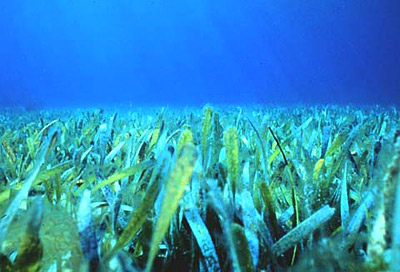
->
0;1;399;108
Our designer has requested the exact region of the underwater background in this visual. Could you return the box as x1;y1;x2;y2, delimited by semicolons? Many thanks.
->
1;0;400;108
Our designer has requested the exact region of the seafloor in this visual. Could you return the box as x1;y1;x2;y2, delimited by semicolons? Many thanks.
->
0;105;399;272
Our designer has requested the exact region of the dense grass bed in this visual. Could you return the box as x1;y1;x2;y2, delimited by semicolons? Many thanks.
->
0;105;399;271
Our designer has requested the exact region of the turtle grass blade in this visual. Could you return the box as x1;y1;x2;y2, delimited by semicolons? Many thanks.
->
146;143;198;272
1;140;16;163
99;178;121;231
37;161;73;182
77;190;100;271
176;129;193;156
313;159;324;181
98;122;109;166
271;205;335;256
345;188;376;248
0;126;57;247
290;182;299;265
104;164;162;262
247;117;268;182
34;119;59;143
91;160;154;193
321;125;331;158
325;129;347;158
224;127;239;196
268;127;288;166
230;223;254;272
340;162;350;237
236;190;260;268
104;140;125;165
10;161;72;192
278;206;294;226
201;105;213;166
322;124;361;199
184;200;221;272
207;182;242;271
260;182;280;241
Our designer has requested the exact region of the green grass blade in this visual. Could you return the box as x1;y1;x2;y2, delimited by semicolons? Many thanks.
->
184;202;221;272
340;162;350;236
104;140;125;165
201;105;213;166
230;223;254;272
105;166;162;262
146;143;197;271
224;127;239;195
271;205;335;256
91;160;154;193
77;190;100;271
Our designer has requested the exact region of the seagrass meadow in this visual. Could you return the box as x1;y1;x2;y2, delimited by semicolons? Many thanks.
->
0;105;400;272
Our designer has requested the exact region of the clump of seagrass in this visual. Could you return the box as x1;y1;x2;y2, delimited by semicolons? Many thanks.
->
0;105;399;272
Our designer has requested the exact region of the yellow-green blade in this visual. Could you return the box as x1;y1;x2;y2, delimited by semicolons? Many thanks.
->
146;143;198;271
